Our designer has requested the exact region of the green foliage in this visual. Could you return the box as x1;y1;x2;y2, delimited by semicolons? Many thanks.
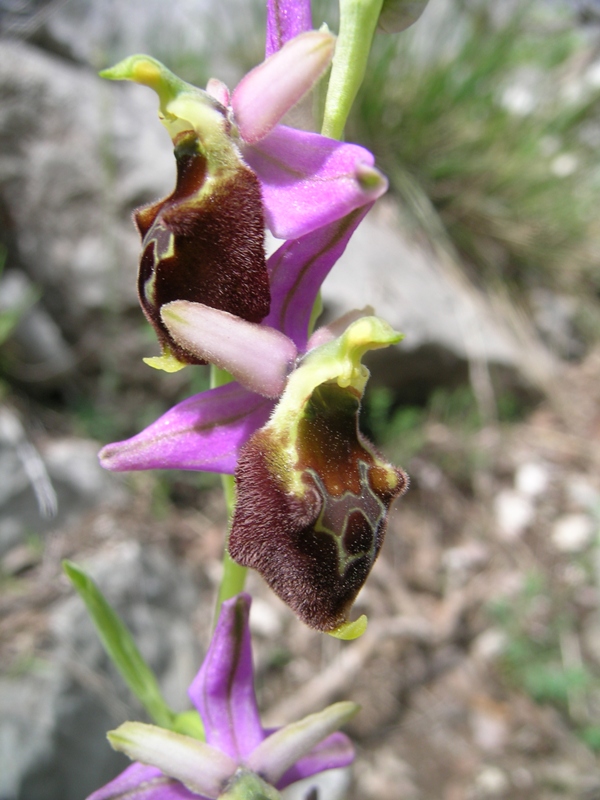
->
63;560;205;740
489;571;600;749
363;383;527;469
580;725;600;752
363;386;426;457
352;3;600;303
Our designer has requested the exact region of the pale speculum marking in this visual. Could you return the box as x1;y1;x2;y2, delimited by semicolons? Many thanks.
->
306;460;385;575
143;224;175;305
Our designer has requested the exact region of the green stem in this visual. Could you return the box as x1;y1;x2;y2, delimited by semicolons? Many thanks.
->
210;365;248;622
321;0;384;140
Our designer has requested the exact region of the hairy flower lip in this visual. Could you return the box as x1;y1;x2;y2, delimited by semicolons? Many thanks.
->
228;318;407;631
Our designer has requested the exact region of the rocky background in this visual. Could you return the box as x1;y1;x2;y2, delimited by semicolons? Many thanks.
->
1;1;600;799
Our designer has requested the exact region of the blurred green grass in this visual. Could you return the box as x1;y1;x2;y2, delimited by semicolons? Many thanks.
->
350;1;600;329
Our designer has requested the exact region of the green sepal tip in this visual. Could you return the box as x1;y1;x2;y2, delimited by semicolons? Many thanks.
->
328;614;368;640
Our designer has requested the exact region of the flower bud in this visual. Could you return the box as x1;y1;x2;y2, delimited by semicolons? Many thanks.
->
378;0;429;33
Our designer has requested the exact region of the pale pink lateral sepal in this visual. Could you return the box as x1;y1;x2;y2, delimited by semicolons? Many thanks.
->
161;301;297;399
231;31;335;145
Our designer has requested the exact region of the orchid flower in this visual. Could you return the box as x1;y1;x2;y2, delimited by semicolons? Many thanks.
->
99;211;368;474
100;213;408;632
101;34;386;369
89;594;357;800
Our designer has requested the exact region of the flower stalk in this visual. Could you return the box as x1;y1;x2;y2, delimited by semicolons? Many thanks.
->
322;0;384;140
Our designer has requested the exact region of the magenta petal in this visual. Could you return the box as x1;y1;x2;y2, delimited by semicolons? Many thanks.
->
99;383;273;474
266;0;312;57
276;732;355;790
243;125;387;240
87;763;200;800
189;594;264;762
264;206;372;351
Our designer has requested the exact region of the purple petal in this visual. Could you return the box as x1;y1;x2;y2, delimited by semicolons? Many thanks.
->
243;125;387;240
161;301;297;399
266;0;312;57
189;594;264;762
86;763;200;800
99;383;273;474
264;206;372;351
277;732;355;790
232;32;334;145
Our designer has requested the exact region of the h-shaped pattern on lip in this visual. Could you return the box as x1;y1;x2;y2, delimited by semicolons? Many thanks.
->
307;459;386;575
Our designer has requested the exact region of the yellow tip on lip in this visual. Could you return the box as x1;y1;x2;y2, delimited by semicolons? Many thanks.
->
143;353;187;373
327;614;368;640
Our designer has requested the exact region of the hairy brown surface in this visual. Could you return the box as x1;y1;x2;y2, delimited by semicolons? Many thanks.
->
230;384;407;630
135;132;269;364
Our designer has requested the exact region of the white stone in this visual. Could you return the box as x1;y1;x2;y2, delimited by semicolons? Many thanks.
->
472;629;507;663
494;490;534;540
551;153;579;177
250;597;283;638
552;514;595;553
473;765;510;797
567;477;599;511
514;462;549;498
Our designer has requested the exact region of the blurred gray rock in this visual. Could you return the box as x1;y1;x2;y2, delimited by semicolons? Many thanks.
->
0;405;125;556
322;207;555;403
0;268;75;380
530;287;584;360
0;540;202;800
0;38;173;330
1;0;262;84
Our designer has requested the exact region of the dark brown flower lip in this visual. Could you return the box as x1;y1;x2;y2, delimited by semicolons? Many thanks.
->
134;130;270;365
230;382;408;631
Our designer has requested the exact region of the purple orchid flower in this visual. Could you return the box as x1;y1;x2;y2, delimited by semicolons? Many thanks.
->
100;32;385;369
98;1;405;633
100;213;408;634
99;208;372;475
88;594;357;800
